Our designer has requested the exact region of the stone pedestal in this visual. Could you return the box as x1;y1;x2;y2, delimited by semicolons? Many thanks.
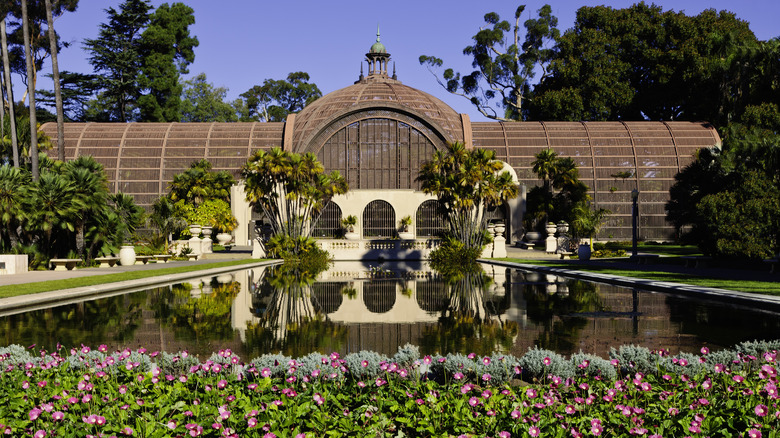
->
545;223;557;253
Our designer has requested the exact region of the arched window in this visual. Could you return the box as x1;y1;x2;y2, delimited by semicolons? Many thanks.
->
363;282;396;313
416;200;447;237
363;200;395;238
316;118;437;190
312;202;342;238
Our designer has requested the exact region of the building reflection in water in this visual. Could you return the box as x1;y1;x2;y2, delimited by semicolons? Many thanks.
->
1;262;779;359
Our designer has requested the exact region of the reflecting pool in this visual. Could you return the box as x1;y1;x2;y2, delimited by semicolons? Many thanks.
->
1;261;778;359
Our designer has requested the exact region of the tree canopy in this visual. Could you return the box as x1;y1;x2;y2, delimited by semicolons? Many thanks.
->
420;5;559;121
239;72;322;122
180;73;241;122
82;0;197;122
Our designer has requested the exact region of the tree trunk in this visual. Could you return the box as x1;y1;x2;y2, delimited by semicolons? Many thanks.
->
44;0;65;162
21;0;39;180
0;17;19;168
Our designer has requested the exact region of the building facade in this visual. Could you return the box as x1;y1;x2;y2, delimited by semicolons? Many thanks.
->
42;34;720;243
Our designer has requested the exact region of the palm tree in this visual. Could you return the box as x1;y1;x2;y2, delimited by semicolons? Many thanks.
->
109;192;145;245
418;142;518;250
63;156;110;258
531;148;559;193
150;195;186;253
20;0;39;180
0;164;31;249
26;170;83;257
43;0;65;161
0;14;19;168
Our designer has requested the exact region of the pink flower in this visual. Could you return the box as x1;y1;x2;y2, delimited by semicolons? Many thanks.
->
34;431;45;438
453;372;464;380
526;388;538;399
52;411;64;421
498;431;511;438
700;347;709;355
28;408;43;421
468;397;479;407
755;404;769;417
313;393;324;406
543;357;551;366
529;425;541;437
121;427;133;435
482;357;491;366
247;418;258;428
510;410;521;419
747;429;762;438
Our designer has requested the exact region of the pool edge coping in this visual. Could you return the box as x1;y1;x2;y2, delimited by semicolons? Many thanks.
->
0;260;282;317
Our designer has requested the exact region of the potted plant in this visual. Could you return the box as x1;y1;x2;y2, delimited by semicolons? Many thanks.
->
342;215;359;240
398;215;414;239
571;203;611;261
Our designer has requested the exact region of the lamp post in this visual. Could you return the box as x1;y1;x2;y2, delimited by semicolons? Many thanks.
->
631;188;639;257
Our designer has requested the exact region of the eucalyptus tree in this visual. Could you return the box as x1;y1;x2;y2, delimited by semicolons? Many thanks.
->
240;72;322;122
418;142;518;251
241;147;348;255
419;5;559;121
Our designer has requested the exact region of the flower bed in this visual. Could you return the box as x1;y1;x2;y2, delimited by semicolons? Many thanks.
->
1;341;779;437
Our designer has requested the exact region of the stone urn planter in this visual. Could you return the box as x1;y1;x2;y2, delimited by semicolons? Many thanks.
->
577;243;592;261
216;232;233;246
524;231;542;243
398;231;414;240
189;224;202;237
119;245;136;266
344;231;360;240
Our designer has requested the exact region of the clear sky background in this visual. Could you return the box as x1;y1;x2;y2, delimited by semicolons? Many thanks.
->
27;0;780;122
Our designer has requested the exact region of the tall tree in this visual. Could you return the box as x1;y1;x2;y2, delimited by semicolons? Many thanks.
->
43;0;67;160
36;71;100;121
0;13;19;167
529;4;759;125
419;5;559;121
20;0;38;180
240;72;321;122
180;73;238;122
137;2;198;122
84;0;151;122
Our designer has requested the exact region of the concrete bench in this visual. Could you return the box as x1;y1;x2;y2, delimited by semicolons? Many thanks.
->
186;254;199;261
152;254;172;263
559;251;573;260
95;256;119;268
631;254;660;265
764;259;779;274
50;258;81;271
135;255;152;265
681;256;712;268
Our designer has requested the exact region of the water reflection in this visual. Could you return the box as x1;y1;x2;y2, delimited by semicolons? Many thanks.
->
0;262;778;358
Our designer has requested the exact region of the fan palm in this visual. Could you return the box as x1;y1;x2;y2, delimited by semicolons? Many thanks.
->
63;156;110;258
0;165;31;249
26;170;83;257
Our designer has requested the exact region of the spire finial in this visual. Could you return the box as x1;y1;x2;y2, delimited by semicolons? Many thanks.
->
376;24;381;42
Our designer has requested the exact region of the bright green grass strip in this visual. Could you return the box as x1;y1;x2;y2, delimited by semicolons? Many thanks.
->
501;259;780;296
0;259;267;299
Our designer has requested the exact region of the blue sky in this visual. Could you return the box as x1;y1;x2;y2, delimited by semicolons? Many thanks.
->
28;0;780;122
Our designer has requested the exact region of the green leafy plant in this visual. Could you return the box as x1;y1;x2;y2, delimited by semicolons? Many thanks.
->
341;215;357;232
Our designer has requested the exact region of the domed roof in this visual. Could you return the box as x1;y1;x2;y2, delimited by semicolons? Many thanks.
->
369;26;387;54
291;78;464;153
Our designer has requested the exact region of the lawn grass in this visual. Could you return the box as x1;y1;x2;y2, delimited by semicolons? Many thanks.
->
501;258;780;295
596;242;702;256
0;259;266;299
